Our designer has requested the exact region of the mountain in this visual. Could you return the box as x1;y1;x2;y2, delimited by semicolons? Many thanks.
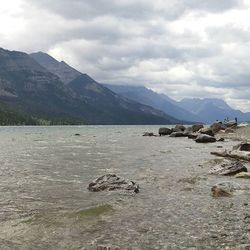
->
104;84;201;123
30;52;81;84
0;48;181;125
178;98;250;123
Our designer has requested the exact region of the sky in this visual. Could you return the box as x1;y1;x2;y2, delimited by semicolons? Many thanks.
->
0;0;250;112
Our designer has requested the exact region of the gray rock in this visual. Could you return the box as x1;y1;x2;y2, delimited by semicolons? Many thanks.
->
183;127;193;135
209;160;248;176
172;124;186;132
88;174;139;193
233;142;250;151
188;133;199;139
210;122;226;133
192;124;204;132
169;132;187;137
199;128;215;136
195;134;216;143
159;127;172;136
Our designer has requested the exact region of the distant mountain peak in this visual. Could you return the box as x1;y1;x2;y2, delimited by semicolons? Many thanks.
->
30;52;82;84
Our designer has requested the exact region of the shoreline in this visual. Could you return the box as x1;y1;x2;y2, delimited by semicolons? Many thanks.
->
219;125;250;141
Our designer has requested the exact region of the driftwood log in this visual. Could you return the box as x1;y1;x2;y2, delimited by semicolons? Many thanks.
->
211;150;250;161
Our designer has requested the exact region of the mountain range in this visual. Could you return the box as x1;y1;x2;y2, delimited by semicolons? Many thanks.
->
105;85;250;123
0;48;181;125
0;47;248;125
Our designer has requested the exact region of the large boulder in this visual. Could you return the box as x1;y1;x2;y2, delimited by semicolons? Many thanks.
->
188;133;199;139
88;174;139;193
183;127;193;136
195;134;216;143
199;127;215;136
172;124;186;132
159;127;172;136
210;122;226;133
211;181;242;197
169;132;187;137
192;124;204;132
233;142;250;151
209;160;248;176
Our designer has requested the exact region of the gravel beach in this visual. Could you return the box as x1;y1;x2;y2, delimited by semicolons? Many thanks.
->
219;125;250;141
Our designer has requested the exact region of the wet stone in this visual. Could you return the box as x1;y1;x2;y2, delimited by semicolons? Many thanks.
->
88;174;139;193
195;134;216;143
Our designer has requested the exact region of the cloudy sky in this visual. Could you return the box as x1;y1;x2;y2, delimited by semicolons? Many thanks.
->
1;0;250;111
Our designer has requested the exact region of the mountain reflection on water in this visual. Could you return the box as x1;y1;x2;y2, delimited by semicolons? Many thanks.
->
0;126;249;249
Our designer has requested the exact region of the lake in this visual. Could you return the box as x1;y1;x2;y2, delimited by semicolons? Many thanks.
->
0;126;249;249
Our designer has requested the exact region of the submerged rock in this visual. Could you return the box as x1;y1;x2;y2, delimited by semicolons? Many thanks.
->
209;160;248;176
143;132;156;137
195;134;216;143
159;127;172;136
235;172;250;179
88;174;139;193
211;182;242;197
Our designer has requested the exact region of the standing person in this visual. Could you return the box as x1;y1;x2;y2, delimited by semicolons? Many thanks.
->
235;117;238;124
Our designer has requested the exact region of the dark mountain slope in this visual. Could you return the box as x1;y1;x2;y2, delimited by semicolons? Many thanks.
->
105;84;201;122
0;48;181;125
68;75;180;124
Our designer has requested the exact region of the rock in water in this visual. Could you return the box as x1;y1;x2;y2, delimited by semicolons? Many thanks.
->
143;132;155;137
195;134;216;143
172;124;186;132
211;182;242;197
209;160;248;176
210;122;226;133
159;127;172;136
192;124;204;132
199;128;215;136
88;174;139;193
169;132;186;137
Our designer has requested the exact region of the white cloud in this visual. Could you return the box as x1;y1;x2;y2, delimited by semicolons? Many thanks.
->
0;0;249;111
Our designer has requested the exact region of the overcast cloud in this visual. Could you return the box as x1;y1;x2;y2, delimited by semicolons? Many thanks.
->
0;0;250;111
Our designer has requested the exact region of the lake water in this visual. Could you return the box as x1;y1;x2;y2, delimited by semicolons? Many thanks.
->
0;126;249;249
